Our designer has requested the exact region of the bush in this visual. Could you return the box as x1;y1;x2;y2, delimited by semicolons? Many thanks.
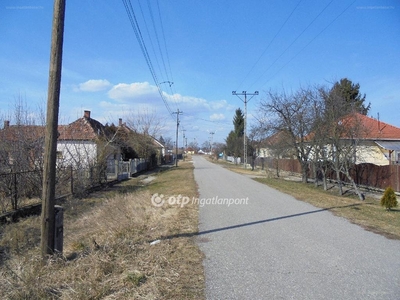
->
380;187;398;211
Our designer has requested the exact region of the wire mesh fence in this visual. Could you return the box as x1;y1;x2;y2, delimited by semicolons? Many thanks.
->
0;160;141;214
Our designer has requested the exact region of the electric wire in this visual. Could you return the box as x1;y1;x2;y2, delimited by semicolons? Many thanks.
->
261;0;357;88
247;0;334;91
138;0;179;114
136;0;164;86
146;0;170;82
155;0;179;112
236;0;303;91
156;0;174;88
121;0;175;120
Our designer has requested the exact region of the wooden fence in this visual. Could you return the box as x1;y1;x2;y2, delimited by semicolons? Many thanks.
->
254;157;400;192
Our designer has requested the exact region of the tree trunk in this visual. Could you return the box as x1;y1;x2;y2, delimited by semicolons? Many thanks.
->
301;162;308;183
335;168;343;196
321;168;328;191
313;163;319;187
344;170;364;201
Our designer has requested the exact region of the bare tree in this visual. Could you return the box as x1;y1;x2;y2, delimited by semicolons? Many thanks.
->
126;108;165;138
0;99;46;209
319;86;366;200
163;136;175;150
124;109;166;166
257;87;319;183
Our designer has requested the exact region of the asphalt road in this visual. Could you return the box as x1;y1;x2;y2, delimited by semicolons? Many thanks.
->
193;156;400;300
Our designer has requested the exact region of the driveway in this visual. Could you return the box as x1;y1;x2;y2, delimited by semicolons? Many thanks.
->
193;156;400;299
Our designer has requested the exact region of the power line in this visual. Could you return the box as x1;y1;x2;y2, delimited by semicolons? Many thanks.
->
236;0;304;91
247;0;334;90
121;0;175;119
261;0;357;87
138;0;178;113
146;0;170;82
156;0;174;87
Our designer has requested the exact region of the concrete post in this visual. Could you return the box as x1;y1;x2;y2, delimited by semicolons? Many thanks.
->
54;205;63;253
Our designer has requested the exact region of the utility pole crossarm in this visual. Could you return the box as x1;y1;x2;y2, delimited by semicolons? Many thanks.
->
232;90;259;169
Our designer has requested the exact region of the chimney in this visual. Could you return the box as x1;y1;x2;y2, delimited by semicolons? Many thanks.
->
84;110;91;119
119;118;122;126
4;120;10;128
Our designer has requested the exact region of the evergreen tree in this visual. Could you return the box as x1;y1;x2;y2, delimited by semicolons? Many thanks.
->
328;78;370;115
233;108;245;137
225;108;245;157
380;186;398;211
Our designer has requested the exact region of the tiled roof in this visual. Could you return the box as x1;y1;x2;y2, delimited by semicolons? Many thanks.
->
342;113;400;140
0;125;45;142
1;112;108;142
263;131;292;147
58;117;106;141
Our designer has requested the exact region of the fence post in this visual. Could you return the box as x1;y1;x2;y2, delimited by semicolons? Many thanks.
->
54;205;63;253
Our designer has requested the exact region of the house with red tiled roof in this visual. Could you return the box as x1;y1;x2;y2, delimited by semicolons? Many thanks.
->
1;110;166;174
1;110;119;170
336;113;400;165
56;110;118;168
257;113;400;167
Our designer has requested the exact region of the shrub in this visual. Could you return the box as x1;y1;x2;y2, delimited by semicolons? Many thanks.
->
380;187;398;211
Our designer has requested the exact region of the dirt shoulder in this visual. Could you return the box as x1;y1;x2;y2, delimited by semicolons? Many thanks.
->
0;160;204;299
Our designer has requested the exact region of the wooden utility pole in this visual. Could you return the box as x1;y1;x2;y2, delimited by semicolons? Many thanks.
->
41;0;66;258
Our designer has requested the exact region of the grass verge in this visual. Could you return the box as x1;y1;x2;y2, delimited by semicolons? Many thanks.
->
211;158;400;240
253;177;400;240
0;160;204;299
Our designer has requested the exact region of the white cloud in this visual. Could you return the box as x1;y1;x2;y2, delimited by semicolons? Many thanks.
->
107;82;232;120
77;79;111;92
166;93;208;107
209;99;230;110
108;82;158;101
210;113;225;121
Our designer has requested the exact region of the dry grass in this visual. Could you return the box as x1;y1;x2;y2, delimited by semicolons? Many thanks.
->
253;177;400;240
0;160;204;299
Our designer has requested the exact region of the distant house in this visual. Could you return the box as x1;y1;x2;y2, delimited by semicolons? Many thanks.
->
185;147;195;155
151;137;165;165
113;118;165;167
257;131;294;159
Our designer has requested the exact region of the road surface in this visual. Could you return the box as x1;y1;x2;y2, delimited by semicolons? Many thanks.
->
193;156;400;299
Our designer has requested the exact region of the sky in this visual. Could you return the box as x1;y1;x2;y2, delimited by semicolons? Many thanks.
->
1;0;399;148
